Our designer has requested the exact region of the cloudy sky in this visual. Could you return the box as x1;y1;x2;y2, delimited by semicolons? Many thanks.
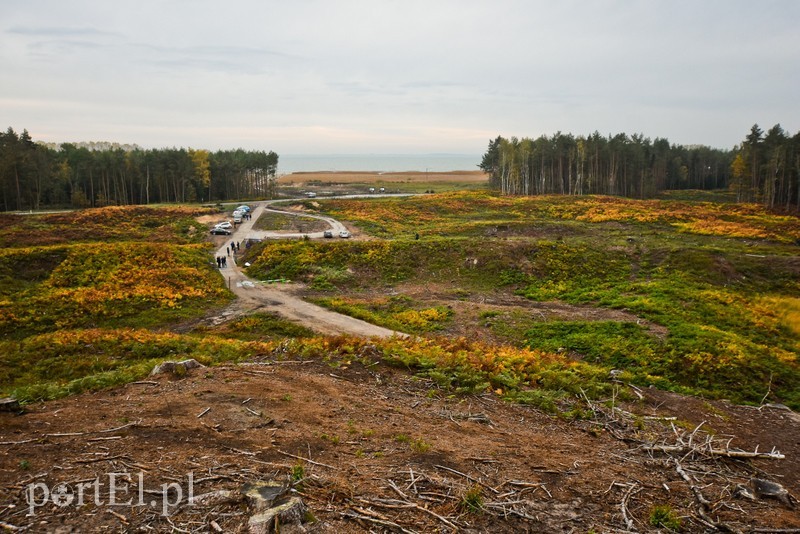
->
1;0;798;154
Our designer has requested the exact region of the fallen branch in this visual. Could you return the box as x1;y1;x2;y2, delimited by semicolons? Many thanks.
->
388;479;410;500
505;480;551;498
44;420;141;438
107;508;129;525
341;509;417;534
87;436;123;442
482;501;539;521
75;455;131;464
276;450;337;470
646;444;784;460
357;498;458;531
674;459;743;534
0;438;37;446
196;407;211;418
613;407;676;421
434;464;499;494
223;446;256;456
620;483;640;532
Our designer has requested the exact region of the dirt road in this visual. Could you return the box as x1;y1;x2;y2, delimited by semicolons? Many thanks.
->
213;201;405;338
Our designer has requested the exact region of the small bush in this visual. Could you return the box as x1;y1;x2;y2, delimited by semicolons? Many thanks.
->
649;504;681;530
459;484;484;514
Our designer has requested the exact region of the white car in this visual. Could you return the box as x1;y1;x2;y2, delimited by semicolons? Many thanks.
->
339;230;351;238
215;221;233;230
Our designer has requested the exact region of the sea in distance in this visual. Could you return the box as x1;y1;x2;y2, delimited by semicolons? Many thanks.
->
278;154;482;175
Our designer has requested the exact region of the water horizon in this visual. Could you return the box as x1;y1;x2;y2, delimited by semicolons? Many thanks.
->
278;153;482;174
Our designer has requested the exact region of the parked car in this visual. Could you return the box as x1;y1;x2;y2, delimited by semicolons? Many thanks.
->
339;230;351;238
323;230;333;238
215;221;233;230
305;192;317;198
236;205;251;212
210;227;232;235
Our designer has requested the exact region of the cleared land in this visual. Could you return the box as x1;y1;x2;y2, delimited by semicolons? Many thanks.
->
0;191;798;532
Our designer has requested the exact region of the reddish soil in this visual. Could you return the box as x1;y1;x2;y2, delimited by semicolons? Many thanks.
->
1;357;797;532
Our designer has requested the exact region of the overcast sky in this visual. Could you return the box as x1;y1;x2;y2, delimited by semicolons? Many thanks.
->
1;0;798;154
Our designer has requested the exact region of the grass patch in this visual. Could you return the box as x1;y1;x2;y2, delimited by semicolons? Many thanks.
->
0;328;276;403
311;295;452;334
202;312;315;341
252;210;329;233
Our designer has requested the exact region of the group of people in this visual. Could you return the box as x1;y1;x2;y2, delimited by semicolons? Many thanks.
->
216;241;242;269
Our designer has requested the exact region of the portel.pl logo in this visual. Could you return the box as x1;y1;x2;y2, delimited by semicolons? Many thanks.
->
26;472;194;516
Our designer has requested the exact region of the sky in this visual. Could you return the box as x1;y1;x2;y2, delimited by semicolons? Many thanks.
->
1;0;798;155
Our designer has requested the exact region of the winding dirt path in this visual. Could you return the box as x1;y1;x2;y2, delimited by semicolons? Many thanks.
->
213;200;406;338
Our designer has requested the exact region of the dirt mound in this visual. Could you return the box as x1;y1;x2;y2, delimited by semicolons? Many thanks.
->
1;359;797;532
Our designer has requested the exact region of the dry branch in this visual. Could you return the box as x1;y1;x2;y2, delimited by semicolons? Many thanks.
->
620;483;640;532
646;444;784;460
276;449;337;469
342;509;417;534
674;459;743;534
0;438;37;446
357;497;458;531
75;454;131;464
107;509;129;525
434;464;499;494
482;502;538;521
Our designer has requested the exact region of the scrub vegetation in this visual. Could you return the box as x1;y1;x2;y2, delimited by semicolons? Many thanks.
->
244;191;800;409
1;191;798;415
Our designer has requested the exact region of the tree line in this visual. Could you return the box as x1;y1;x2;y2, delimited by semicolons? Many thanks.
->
480;125;800;209
0;127;278;211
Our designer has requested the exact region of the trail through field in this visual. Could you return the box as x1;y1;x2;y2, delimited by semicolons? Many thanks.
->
212;201;404;338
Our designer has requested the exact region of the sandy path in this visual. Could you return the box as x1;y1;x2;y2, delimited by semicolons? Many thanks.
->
213;201;405;338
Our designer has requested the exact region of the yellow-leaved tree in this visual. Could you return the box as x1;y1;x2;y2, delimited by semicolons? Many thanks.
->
189;149;211;202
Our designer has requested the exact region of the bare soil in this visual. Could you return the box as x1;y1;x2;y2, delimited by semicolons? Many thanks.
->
1;358;797;533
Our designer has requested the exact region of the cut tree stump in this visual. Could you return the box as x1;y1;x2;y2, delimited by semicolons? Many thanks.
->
248;496;308;534
0;398;20;412
149;359;205;377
